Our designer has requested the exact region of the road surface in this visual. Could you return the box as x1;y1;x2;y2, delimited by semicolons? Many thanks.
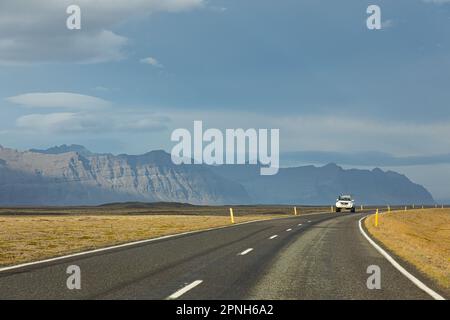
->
0;212;437;299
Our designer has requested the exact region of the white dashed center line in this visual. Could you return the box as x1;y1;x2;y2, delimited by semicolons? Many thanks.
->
286;228;292;232
269;235;278;239
167;280;203;300
239;248;254;256
308;221;312;223
298;223;303;226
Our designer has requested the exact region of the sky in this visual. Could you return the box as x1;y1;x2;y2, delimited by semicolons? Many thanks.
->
0;0;450;201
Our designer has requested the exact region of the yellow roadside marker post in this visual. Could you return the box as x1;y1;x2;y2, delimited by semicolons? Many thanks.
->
422;205;424;209
375;209;379;227
331;206;334;213
413;204;415;209
229;208;235;224
294;206;298;216
388;205;391;213
361;205;364;211
405;206;407;212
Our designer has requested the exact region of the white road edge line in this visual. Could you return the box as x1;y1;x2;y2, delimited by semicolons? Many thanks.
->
269;235;278;239
298;223;303;226
167;280;203;300
0;216;295;273
286;228;292;232
358;216;445;301
239;248;254;256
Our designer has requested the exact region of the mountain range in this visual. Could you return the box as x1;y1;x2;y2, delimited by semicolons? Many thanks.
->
0;144;435;206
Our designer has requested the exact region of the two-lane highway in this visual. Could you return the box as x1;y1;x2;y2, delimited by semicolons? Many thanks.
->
0;212;438;299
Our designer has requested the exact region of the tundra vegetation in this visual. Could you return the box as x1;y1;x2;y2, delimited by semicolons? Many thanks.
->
0;204;326;267
365;208;450;295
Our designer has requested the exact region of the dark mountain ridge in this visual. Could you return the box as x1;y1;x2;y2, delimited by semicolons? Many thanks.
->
0;145;435;206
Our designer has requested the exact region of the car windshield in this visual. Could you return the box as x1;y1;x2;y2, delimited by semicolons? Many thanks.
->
339;196;351;201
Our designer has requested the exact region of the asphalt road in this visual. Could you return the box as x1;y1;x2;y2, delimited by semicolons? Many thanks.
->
0;212;436;300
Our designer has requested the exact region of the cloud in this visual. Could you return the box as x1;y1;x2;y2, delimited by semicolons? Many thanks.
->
0;0;204;64
266;115;450;156
381;19;394;29
6;91;170;135
16;113;83;133
6;92;111;109
140;56;164;68
166;110;450;156
0;30;128;65
93;86;110;92
15;112;169;134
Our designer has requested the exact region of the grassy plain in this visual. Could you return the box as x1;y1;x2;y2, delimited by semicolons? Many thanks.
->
365;209;450;294
0;204;325;267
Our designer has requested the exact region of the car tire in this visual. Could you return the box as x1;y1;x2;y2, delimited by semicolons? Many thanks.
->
336;208;341;213
351;208;356;213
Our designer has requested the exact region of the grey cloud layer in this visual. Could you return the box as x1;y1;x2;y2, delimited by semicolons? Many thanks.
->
7;92;111;109
6;91;169;133
0;0;204;64
16;112;169;133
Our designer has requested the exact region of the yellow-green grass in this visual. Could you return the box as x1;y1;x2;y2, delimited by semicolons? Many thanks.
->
0;214;288;267
365;209;450;293
0;204;329;217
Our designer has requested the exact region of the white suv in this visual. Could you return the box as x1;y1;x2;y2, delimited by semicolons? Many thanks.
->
335;195;356;213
